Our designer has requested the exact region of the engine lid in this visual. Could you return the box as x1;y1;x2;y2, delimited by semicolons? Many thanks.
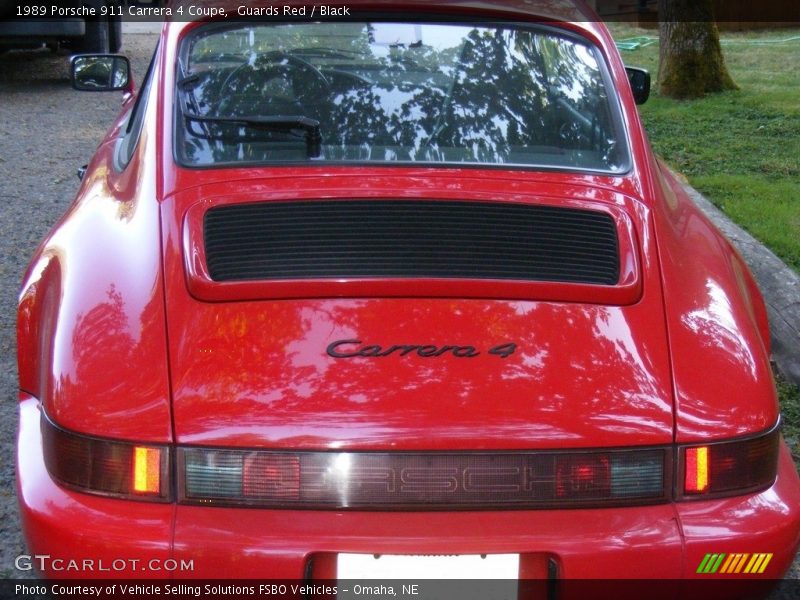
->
162;174;673;450
164;295;673;449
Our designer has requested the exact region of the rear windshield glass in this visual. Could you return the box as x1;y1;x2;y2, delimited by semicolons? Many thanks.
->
176;22;628;172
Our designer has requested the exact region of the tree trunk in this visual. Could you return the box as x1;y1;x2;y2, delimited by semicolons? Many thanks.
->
657;0;737;99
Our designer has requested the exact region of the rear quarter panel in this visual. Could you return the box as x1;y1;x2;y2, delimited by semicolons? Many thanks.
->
16;66;172;443
652;160;778;442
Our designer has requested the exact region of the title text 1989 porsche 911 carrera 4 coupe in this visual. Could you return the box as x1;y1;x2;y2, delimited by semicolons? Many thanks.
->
16;0;800;591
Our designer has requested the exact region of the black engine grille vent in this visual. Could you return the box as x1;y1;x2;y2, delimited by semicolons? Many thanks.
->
203;200;620;285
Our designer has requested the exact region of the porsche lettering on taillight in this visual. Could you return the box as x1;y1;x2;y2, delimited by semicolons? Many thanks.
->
179;448;668;509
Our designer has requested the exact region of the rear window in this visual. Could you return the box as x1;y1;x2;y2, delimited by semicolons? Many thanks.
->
176;21;628;172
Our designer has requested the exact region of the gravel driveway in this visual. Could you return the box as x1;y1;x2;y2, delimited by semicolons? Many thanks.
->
0;22;797;592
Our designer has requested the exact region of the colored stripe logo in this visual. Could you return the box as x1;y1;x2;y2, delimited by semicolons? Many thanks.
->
696;553;773;574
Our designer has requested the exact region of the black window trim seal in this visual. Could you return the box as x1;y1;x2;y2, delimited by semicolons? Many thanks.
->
113;40;161;173
171;15;632;177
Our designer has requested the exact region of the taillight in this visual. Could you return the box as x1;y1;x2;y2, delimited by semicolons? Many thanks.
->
180;448;667;509
680;427;779;499
40;410;780;507
41;413;170;501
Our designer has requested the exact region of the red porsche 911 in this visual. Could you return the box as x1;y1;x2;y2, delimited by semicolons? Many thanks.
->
16;0;800;592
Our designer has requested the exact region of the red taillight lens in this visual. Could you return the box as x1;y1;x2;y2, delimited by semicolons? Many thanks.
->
556;454;610;500
681;428;779;498
243;453;300;499
42;414;170;501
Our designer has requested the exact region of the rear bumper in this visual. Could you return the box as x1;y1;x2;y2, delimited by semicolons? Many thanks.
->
17;395;800;582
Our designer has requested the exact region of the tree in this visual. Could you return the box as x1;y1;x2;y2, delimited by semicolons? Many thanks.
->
657;0;737;99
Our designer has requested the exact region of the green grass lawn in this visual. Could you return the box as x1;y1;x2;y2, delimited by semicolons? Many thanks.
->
609;26;800;462
611;26;800;272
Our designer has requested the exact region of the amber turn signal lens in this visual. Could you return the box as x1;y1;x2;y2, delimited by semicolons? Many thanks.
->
684;446;709;494
133;446;162;494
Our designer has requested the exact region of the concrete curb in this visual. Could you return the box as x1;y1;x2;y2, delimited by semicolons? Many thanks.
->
678;179;800;387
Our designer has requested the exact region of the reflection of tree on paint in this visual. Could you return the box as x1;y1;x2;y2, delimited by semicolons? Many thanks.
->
177;23;624;171
57;285;166;424
169;297;677;447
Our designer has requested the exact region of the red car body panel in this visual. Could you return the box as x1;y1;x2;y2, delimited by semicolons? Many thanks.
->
649;163;779;441
16;0;800;585
162;174;674;450
17;82;173;443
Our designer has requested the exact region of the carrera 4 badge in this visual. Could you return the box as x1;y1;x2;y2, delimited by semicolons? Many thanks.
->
326;339;517;359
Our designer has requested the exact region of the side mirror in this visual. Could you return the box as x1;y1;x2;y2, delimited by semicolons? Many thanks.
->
71;54;131;92
625;66;651;105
